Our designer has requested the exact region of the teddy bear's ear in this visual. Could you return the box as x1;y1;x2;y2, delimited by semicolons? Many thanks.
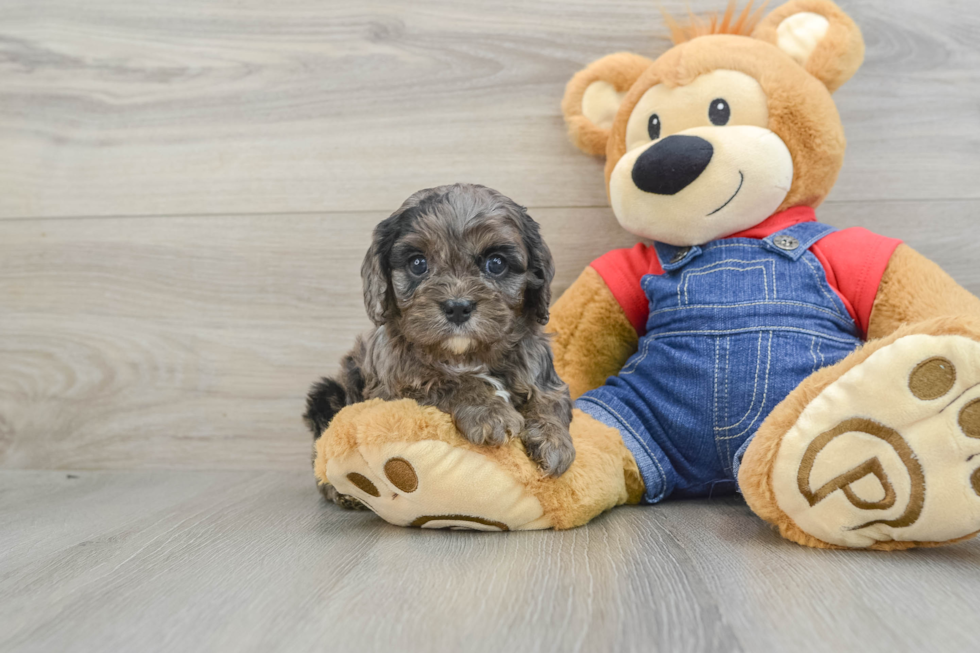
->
561;52;653;156
753;0;864;92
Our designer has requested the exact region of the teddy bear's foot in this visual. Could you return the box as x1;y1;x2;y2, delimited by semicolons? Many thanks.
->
743;328;980;549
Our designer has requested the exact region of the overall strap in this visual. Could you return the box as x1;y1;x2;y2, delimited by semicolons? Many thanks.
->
761;221;838;261
653;242;703;272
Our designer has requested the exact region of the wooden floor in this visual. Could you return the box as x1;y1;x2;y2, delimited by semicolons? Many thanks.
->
2;1;979;651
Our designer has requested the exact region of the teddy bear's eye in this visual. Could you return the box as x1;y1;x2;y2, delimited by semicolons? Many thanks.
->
709;98;730;126
647;114;661;140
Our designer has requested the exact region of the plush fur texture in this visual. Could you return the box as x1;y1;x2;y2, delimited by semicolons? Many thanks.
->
306;184;575;492
752;0;864;92
314;400;643;530
868;244;980;340
545;267;638;399
560;0;862;236
739;315;980;550
599;35;847;213
662;0;769;43
562;53;654;157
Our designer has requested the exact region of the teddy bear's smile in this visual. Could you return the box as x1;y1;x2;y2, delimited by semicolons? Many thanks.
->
707;169;744;216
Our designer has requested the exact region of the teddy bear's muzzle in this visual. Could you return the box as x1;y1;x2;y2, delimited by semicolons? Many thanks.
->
631;134;714;196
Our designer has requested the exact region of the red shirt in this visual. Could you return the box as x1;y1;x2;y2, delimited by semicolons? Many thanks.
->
590;206;901;338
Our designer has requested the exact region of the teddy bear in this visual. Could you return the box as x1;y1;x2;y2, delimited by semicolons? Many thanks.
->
313;0;980;549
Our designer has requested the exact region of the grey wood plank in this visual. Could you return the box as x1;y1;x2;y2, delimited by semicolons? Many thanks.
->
1;0;978;220
652;497;980;653
0;470;735;653
2;470;977;653
2;200;979;471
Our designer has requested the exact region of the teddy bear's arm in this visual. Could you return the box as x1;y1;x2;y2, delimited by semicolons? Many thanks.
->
545;266;638;399
867;244;980;340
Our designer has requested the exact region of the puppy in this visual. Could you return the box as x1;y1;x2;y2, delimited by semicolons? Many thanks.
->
305;184;574;507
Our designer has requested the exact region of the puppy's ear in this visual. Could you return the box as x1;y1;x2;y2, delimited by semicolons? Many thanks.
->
516;207;555;325
360;213;402;326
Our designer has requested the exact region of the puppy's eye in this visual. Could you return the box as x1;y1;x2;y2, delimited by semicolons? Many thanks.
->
648;114;661;140
484;255;507;277
408;256;427;276
709;99;730;126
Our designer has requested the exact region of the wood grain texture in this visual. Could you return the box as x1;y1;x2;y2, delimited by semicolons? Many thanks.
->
0;207;638;470
1;470;977;653
1;0;978;219
3;200;979;471
3;2;980;651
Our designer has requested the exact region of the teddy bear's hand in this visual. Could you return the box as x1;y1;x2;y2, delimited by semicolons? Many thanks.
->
546;267;638;399
315;399;554;531
452;401;524;447
521;419;576;477
315;399;643;531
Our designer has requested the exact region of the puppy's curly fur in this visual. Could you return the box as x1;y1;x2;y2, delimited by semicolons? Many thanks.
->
305;184;575;507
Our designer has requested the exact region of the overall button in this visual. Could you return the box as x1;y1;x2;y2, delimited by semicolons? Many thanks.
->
670;247;692;263
773;235;800;251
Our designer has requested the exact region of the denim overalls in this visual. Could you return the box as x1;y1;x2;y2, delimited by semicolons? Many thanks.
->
576;222;864;504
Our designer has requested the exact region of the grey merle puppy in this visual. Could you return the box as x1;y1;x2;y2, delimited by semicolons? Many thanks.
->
304;183;574;507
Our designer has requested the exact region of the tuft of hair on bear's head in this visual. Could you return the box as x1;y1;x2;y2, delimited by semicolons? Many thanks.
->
660;0;770;45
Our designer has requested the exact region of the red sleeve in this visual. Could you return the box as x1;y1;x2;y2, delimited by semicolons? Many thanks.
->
810;228;902;337
590;243;663;335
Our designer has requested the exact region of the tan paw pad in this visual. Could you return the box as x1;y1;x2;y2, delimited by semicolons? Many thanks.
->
383;457;418;493
346;472;380;497
959;399;980;439
908;356;956;400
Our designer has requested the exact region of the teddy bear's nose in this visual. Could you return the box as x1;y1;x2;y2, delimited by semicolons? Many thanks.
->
632;135;714;195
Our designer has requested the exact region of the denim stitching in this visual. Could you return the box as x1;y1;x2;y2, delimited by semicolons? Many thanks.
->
680;259;774;304
577;396;668;502
717;331;773;442
724;338;731;427
620;337;652;375
712;338;721;435
716;332;764;431
702;243;763;251
649;327;858;344
801;254;846;318
649;300;850;324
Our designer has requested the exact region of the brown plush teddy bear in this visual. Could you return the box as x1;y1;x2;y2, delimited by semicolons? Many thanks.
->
314;0;980;549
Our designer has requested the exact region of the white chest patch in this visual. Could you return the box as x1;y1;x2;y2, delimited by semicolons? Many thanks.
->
444;336;474;354
441;362;512;404
475;372;512;404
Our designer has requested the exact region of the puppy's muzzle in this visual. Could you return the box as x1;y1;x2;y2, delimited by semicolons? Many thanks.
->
632;135;714;196
441;299;476;326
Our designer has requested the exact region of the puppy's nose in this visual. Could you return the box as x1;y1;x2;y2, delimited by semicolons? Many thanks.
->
632;135;714;195
441;299;475;326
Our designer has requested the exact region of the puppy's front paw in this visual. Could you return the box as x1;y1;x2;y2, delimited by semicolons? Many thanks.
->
454;402;525;447
319;481;368;510
522;420;576;477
